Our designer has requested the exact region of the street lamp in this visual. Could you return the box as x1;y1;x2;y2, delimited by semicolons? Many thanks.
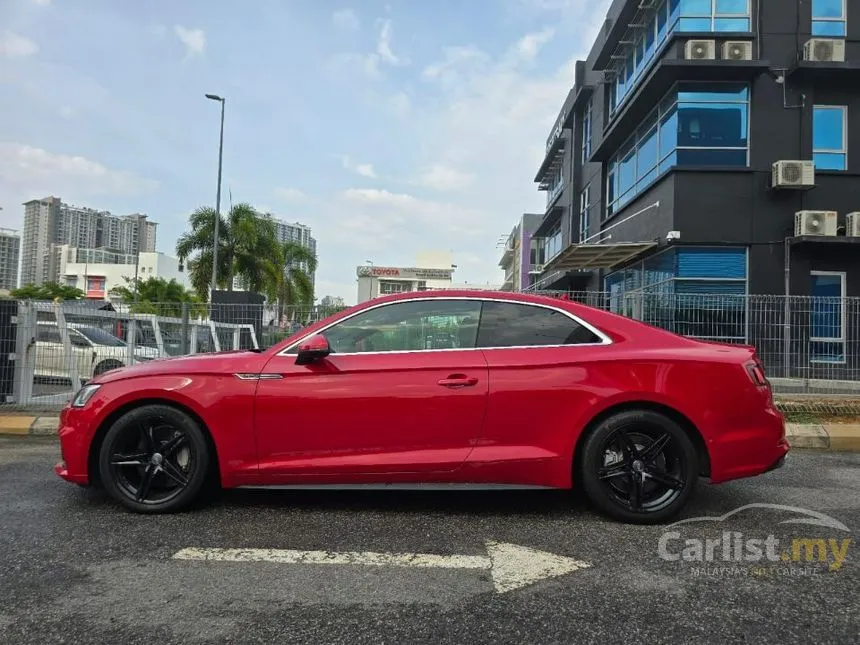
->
205;93;226;299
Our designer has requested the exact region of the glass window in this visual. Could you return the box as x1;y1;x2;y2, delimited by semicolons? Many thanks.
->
476;302;602;348
607;83;748;218
36;327;62;344
75;326;123;346
582;99;592;163
813;105;847;171
812;0;846;36
544;223;563;261
579;185;591;242
316;300;483;353
810;272;845;362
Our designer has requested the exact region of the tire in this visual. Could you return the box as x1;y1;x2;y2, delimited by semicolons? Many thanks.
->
98;404;211;513
579;409;699;525
93;360;123;377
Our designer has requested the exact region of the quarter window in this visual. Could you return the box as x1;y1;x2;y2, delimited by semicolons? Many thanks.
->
306;300;482;354
476;302;603;348
813;105;847;171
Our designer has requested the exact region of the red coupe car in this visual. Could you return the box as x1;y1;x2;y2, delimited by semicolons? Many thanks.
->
55;290;788;524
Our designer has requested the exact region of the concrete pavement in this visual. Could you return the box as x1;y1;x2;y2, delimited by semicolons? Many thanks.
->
0;437;857;644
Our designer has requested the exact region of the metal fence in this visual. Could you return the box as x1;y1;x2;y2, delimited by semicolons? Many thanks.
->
536;290;860;396
2;293;860;409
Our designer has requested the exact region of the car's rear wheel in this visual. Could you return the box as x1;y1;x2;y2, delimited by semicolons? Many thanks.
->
98;404;210;513
579;409;698;524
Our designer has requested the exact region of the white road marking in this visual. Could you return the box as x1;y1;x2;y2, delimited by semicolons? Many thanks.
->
172;541;592;594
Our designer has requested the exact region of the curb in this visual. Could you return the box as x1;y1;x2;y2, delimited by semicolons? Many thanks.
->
0;415;859;451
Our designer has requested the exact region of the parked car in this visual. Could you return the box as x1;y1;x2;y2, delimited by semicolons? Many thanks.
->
54;290;788;523
34;322;161;381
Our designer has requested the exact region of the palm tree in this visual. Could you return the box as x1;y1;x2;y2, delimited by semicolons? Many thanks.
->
109;276;202;318
175;203;278;299
266;241;318;323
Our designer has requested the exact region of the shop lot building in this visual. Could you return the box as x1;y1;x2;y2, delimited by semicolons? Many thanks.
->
527;0;860;379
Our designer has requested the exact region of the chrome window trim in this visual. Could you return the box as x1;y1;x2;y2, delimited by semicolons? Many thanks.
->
276;296;613;358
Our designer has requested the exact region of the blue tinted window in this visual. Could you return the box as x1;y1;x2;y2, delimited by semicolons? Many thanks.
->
813;106;846;171
607;83;749;218
638;126;659;175
714;18;750;30
716;0;748;11
681;0;710;14
814;152;847;170
813;0;845;18
678;17;712;30
676;149;748;165
812;0;846;36
677;247;746;278
810;273;843;341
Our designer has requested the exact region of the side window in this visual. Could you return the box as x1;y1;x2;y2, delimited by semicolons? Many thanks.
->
476;302;603;348
36;327;62;344
69;330;91;348
290;300;482;354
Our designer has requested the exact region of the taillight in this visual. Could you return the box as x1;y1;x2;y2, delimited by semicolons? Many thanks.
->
746;359;768;387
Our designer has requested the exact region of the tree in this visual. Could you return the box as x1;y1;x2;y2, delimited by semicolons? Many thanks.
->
266;241;318;322
109;276;202;318
11;282;84;300
175;203;279;300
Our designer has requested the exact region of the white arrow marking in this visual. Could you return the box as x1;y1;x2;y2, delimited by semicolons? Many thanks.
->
172;541;591;594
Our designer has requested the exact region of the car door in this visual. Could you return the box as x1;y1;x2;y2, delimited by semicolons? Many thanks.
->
34;327;64;378
469;300;612;468
67;330;96;378
254;298;488;479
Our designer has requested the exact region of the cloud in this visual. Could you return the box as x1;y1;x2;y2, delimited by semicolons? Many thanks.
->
512;27;555;61
413;164;475;192
375;19;406;65
174;25;205;57
274;187;308;202
421;46;489;86
0;142;158;200
332;9;360;31
338;155;377;178
0;31;38;58
29;0;51;5
330;18;408;77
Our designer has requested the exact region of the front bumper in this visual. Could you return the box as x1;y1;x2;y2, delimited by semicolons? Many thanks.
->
54;406;92;485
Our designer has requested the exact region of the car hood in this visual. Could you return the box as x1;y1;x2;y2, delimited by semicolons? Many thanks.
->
92;349;269;383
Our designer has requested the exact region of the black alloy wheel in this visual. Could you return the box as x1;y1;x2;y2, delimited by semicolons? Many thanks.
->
580;409;698;524
98;404;211;513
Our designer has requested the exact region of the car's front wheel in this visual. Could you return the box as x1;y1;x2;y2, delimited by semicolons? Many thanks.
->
579;409;699;524
98;404;210;513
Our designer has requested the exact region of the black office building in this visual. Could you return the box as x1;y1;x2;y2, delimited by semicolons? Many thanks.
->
531;0;860;374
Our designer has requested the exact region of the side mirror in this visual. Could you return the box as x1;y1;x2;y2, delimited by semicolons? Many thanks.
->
295;334;331;365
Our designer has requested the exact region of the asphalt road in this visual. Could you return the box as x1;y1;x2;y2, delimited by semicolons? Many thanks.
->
1;437;858;645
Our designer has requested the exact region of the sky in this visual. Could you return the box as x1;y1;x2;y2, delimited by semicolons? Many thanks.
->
0;0;611;304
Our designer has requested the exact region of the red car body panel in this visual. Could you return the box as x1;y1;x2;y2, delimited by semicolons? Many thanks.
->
54;290;788;492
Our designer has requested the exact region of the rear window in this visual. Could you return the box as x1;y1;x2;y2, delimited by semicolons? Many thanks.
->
476;302;602;348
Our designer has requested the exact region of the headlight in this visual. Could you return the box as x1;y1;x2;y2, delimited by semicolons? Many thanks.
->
71;384;101;408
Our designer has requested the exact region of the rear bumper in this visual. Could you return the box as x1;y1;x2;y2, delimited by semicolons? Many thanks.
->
708;405;790;484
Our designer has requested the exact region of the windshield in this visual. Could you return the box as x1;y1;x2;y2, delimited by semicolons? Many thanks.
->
75;326;127;347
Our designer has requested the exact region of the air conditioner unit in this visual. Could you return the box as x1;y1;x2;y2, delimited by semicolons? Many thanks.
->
803;38;846;63
685;39;716;60
846;212;860;237
722;41;753;61
772;160;815;189
795;211;838;236
530;264;544;274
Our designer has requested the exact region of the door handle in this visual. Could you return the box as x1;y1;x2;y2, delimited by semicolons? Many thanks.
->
437;375;479;388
